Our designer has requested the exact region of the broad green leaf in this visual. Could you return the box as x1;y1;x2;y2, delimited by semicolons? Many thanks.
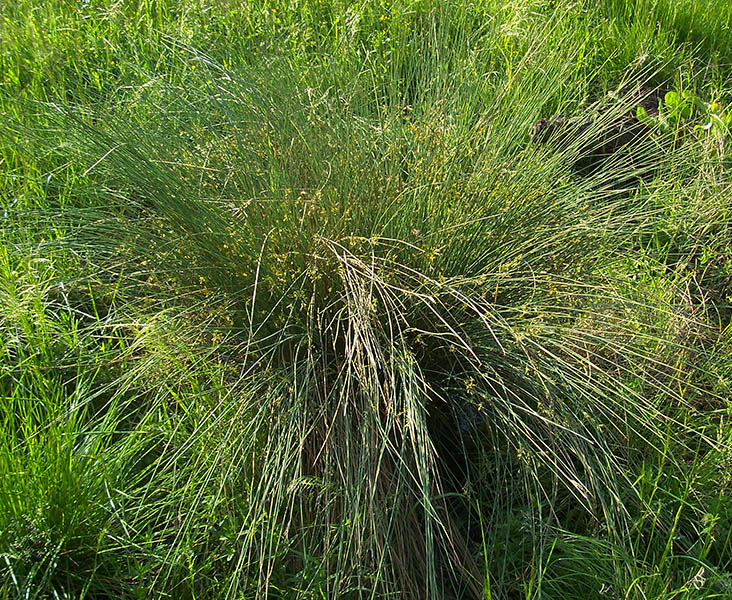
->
636;105;651;124
664;91;681;109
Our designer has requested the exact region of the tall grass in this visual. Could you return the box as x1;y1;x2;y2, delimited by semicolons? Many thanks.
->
2;0;732;598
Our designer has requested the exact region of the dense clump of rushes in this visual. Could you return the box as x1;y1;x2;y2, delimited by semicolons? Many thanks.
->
2;0;732;598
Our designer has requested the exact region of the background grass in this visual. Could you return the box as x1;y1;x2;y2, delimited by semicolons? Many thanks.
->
2;0;732;598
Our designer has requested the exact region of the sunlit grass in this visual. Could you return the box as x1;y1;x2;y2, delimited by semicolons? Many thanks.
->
1;1;732;598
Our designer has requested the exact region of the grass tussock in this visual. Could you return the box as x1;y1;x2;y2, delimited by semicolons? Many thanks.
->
2;1;732;598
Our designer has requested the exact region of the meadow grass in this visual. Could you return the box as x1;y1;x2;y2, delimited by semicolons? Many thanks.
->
2;1;732;598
